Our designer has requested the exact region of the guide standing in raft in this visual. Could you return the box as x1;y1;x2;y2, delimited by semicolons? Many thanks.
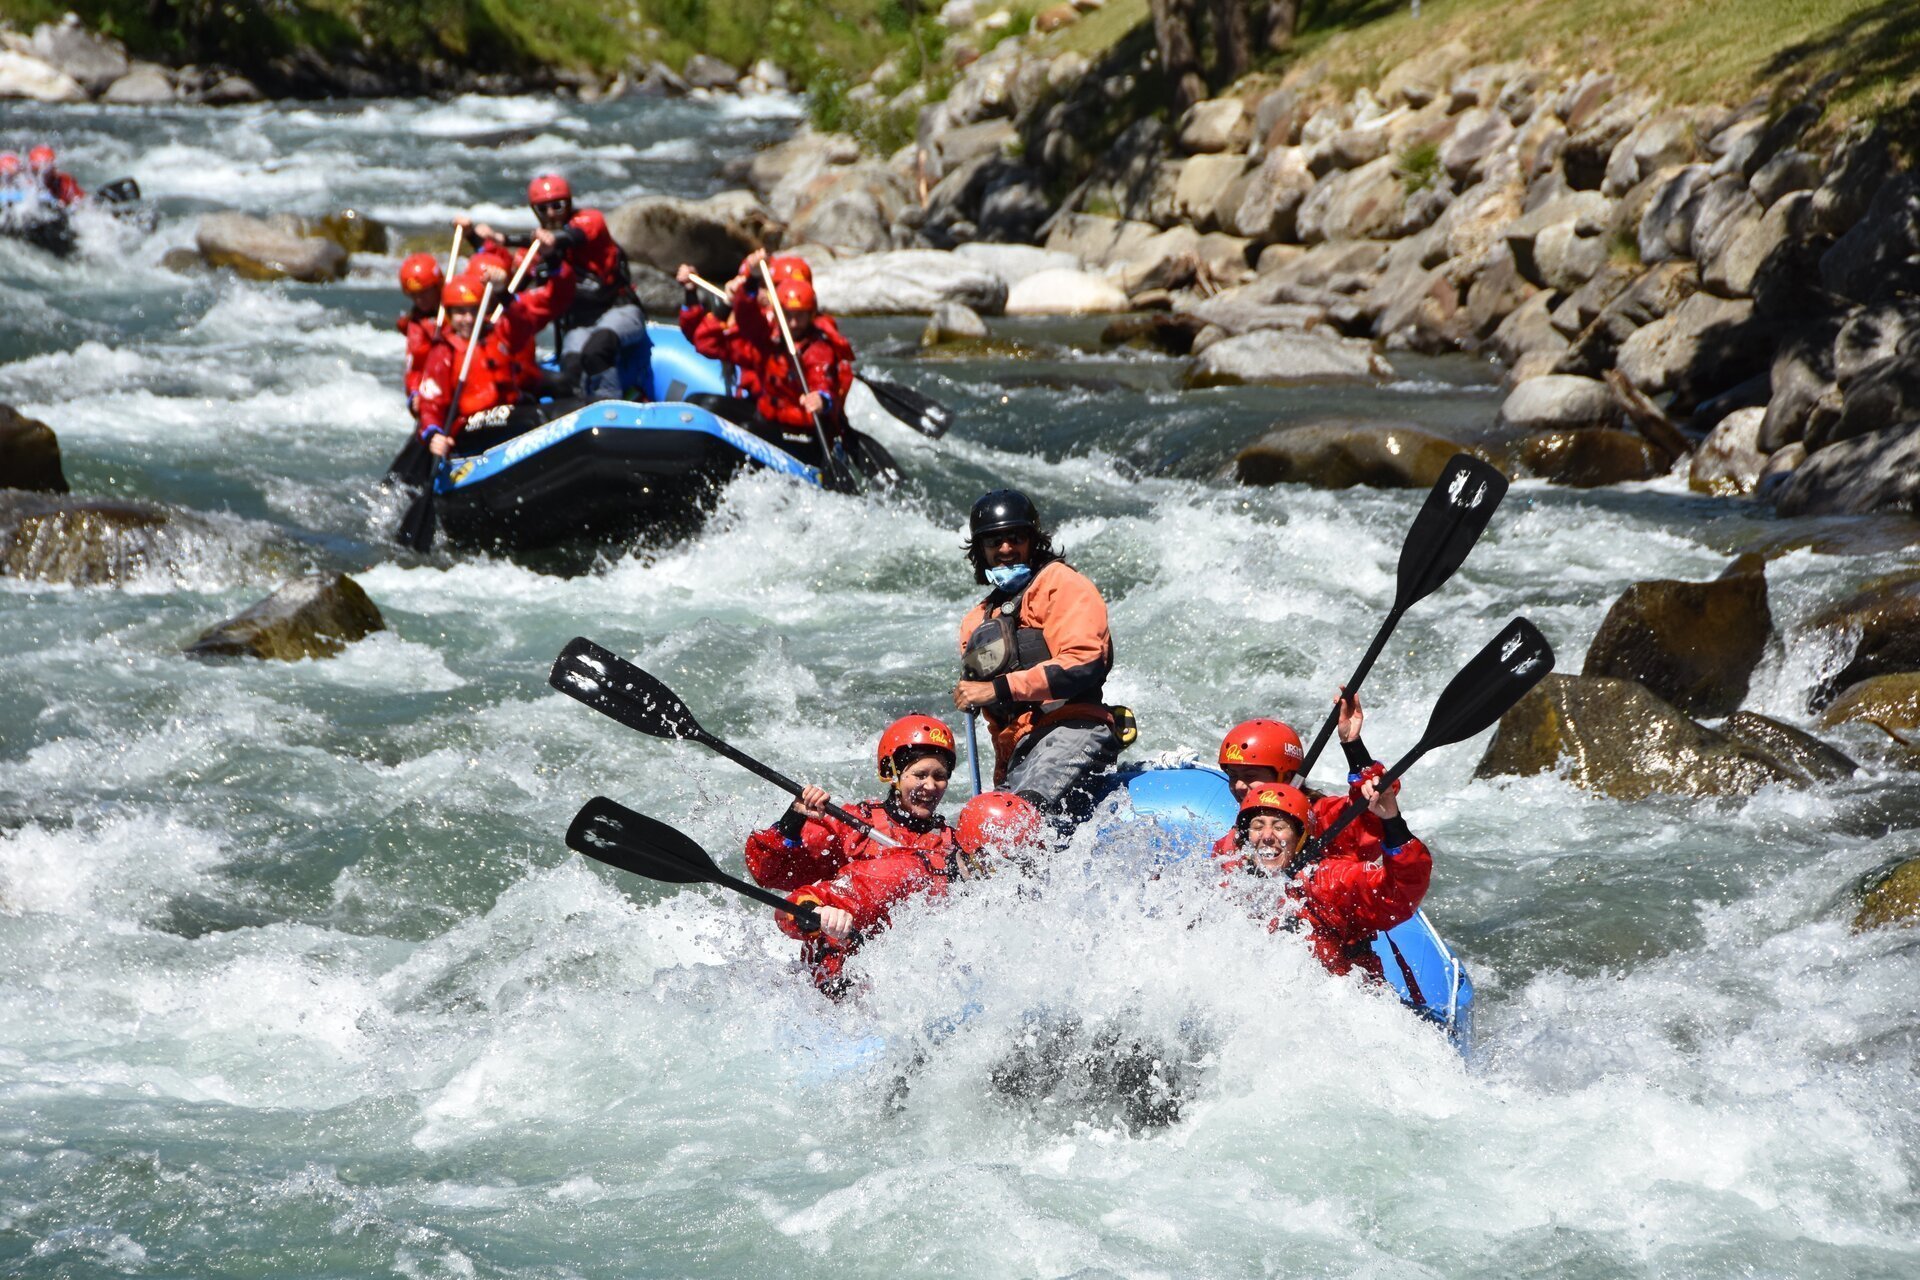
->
953;490;1132;816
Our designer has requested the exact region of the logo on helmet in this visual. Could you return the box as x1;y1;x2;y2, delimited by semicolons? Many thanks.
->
1223;743;1245;763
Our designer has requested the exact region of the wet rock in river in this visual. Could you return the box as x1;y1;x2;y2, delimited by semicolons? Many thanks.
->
1819;673;1920;737
1474;673;1803;799
606;191;780;282
187;572;385;661
1184;330;1391;388
311;209;389;255
1855;857;1920;932
813;249;1009;315
1807;573;1920;709
1719;712;1856;781
922;301;989;347
1581;553;1772;718
1101;313;1207;355
1688;406;1766;496
1234;420;1464;489
0;492;192;586
195;211;349;283
0;405;67;494
1518;428;1666;487
1498;374;1615;432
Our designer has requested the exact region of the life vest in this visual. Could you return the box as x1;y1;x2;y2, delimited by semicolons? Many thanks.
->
452;326;524;419
962;582;1056;718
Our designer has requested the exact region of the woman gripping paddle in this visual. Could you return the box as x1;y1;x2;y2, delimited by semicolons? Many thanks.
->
743;715;961;893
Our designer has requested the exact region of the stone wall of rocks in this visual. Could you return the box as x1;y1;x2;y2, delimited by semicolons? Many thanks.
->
780;18;1919;512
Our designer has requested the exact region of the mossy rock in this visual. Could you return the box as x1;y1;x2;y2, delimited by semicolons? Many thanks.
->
1581;553;1772;718
1234;420;1467;490
0;405;67;494
1856;857;1920;932
1474;673;1804;799
312;209;389;255
1807;571;1920;709
1818;673;1920;736
1519;428;1666;487
186;572;385;661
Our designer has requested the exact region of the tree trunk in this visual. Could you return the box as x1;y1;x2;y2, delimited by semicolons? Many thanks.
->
1212;0;1252;87
1151;0;1207;116
1262;0;1301;53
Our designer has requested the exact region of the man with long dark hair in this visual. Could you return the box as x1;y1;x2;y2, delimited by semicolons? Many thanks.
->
953;489;1131;818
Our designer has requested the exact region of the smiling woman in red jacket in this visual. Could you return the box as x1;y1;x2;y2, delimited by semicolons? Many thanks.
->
1216;779;1432;982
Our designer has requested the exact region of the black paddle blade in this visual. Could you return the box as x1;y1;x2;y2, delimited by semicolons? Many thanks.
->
1418;616;1554;752
383;436;433;490
863;376;953;439
1395;455;1507;612
547;637;705;741
395;484;436;552
566;796;719;885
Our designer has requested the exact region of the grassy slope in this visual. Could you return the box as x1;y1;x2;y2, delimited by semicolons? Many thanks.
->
1034;0;1917;142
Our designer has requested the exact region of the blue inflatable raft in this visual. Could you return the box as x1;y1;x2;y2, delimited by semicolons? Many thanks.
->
1097;764;1475;1051
433;322;822;548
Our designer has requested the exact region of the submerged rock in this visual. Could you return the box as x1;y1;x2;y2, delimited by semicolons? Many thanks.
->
1474;673;1802;799
186;572;385;661
0;405;67;494
1819;673;1920;736
1855;857;1920;932
195;212;348;283
1581;554;1772;718
0;492;187;586
1101;313;1208;355
1234;421;1464;489
1808;573;1920;708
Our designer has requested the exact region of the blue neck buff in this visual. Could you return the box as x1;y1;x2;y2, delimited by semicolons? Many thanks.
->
985;563;1034;594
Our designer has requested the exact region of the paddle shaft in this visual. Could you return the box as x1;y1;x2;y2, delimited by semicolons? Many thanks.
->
435;224;464;327
489;243;540;324
965;711;985;797
690;726;902;849
445;279;496;424
706;862;823;932
1299;749;1420;863
758;259;852;493
1296;604;1405;779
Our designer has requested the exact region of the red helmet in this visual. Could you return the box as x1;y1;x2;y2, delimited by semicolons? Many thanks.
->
776;278;816;313
528;173;571;204
769;255;813;285
440;272;486;310
1237;781;1312;832
398;252;444;296
956;791;1044;858
876;714;957;782
1218;718;1303;773
0;153;18;177
27;145;54;172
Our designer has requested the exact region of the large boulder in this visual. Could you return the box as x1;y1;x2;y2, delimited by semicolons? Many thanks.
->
186;573;385;661
1772;424;1920;517
0;49;85;102
1295;156;1409;244
1043;213;1162;273
813;250;1009;315
1438;108;1515;183
922;301;989;347
0;406;67;494
1819;673;1920;735
1613;292;1766;405
1581;554;1772;718
1720;712;1855;781
1856;858;1920;933
1807;574;1920;708
784;164;914;256
311;209;388;255
1503;191;1611;288
1178;98;1252;154
1819;174;1920;306
1473;674;1804;799
746;129;861;211
0;493;207;587
1498;375;1615;432
954;243;1083;286
1557;261;1699;378
1636;165;1712;264
29;15;128;95
1004;268;1129;315
681;54;740;91
607;192;780;281
1705;188;1809;299
101;63;176;106
1228;146;1316;244
194;212;348;283
1185;330;1393;388
1688;406;1766;496
1233;421;1464;489
1757;319;1839;452
1171;154;1258;233
1519;429;1667;487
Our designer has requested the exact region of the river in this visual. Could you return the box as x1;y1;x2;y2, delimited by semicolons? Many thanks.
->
3;93;1918;1278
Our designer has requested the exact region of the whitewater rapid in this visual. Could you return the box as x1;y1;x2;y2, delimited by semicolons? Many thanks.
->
4;94;1920;1278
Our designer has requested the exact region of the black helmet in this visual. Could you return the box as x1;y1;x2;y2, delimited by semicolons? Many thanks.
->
969;489;1040;542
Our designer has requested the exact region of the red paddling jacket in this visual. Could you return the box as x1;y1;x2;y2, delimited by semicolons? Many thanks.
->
415;263;574;442
777;847;954;989
397;308;439;416
743;798;955;892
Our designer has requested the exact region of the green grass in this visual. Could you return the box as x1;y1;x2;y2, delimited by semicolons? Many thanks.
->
1396;138;1440;192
